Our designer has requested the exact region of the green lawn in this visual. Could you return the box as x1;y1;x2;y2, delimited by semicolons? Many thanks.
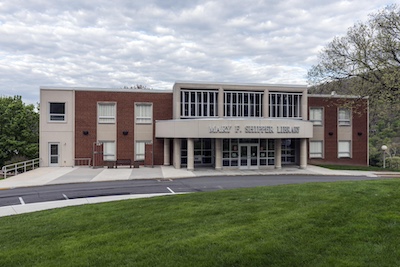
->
317;164;400;172
1;179;400;266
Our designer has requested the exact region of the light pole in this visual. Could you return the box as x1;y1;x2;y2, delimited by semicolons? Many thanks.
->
381;145;388;169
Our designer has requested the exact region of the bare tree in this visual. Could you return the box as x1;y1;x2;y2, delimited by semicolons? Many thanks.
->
308;5;400;102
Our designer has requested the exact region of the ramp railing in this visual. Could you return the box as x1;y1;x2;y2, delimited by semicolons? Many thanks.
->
1;158;40;179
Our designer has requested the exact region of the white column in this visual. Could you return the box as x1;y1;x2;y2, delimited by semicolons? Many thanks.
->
215;139;222;170
187;138;194;171
163;138;170;166
263;89;269;118
173;138;181;169
218;87;224;118
275;139;282;169
300;138;307;169
301;88;308;120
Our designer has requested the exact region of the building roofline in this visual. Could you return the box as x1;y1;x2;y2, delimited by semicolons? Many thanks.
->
174;81;307;89
39;86;172;94
308;93;369;99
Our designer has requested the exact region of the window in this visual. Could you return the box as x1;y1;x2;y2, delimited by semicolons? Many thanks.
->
49;102;66;121
135;141;151;160
338;108;351;126
309;141;323;158
135;103;152;123
224;91;263;117
269;92;302;118
180;90;218;118
98;103;116;123
338;141;351;158
102;141;116;161
310;108;323;126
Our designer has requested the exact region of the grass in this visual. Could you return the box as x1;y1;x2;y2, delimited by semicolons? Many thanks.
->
1;179;400;266
317;164;400;172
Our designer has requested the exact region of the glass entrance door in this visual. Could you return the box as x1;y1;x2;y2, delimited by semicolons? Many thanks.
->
49;143;59;166
239;144;258;169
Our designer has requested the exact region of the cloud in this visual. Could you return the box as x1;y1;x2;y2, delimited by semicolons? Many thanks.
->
0;0;393;104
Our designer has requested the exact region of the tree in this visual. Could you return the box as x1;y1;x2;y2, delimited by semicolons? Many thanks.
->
308;5;400;166
308;5;400;102
0;96;39;167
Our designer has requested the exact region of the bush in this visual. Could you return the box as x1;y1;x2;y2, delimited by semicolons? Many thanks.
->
386;157;400;170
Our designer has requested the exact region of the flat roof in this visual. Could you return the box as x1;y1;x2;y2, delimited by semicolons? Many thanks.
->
40;86;172;94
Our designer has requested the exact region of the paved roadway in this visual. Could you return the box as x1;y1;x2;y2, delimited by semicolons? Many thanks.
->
0;174;377;208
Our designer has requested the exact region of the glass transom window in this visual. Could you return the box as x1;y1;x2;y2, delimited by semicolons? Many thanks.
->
180;90;218;118
224;91;263;117
269;92;302;118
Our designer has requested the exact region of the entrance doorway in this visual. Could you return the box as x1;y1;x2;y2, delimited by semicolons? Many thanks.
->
49;143;60;166
239;144;258;169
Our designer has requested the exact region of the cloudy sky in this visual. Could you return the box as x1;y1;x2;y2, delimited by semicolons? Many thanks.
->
0;0;394;104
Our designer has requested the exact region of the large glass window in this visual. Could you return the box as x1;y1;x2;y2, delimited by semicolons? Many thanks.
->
310;141;323;158
98;103;116;123
181;139;213;166
49;102;66;121
338;141;351;158
338;108;351;126
102;141;116;161
310;108;323;126
180;90;218;118
224;91;262;117
136;103;152;124
269;92;302;118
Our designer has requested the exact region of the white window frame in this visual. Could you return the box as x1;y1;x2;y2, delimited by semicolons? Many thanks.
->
49;102;66;122
135;103;152;124
309;141;323;158
98;103;116;124
310;108;323;126
269;92;302;119
338;108;351;126
101;141;116;161
135;140;151;160
181;90;219;118
338;141;351;158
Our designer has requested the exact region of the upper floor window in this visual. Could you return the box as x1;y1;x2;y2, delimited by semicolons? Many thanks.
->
135;103;152;124
310;108;323;126
224;91;262;117
181;90;218;118
338;108;351;126
98;103;116;123
269;92;302;119
49;102;66;122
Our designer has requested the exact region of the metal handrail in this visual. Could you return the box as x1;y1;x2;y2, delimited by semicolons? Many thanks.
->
1;158;40;179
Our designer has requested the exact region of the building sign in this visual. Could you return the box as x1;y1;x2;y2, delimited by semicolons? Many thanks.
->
209;125;300;134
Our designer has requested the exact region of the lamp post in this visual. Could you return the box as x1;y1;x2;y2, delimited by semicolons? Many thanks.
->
381;145;388;169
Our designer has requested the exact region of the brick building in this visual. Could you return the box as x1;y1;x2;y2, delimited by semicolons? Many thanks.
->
39;81;369;169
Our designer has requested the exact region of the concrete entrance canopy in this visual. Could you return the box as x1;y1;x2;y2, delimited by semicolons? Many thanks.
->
156;118;313;139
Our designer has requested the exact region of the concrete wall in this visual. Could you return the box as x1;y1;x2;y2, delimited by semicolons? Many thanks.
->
39;89;75;166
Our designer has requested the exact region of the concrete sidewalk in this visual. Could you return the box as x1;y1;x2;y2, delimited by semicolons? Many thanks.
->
0;165;380;190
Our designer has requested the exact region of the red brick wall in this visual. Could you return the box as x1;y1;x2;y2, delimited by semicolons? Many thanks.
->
308;96;368;166
75;90;173;166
